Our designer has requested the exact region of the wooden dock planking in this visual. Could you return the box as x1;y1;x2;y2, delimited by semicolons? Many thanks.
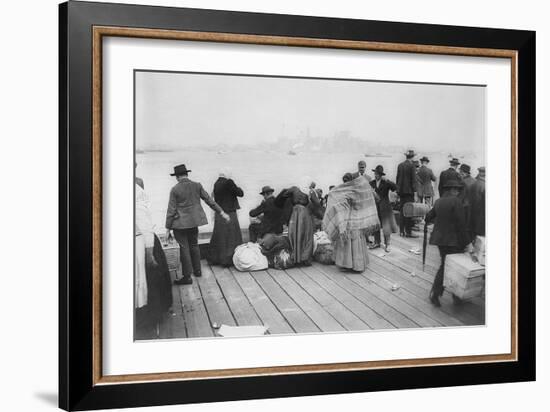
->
313;263;421;329
158;270;188;339
369;251;484;324
363;264;465;327
209;265;265;328
266;269;346;333
229;268;294;334
252;271;321;334
154;228;484;339
196;264;237;329
345;270;443;328
300;265;395;330
179;279;215;338
285;267;370;331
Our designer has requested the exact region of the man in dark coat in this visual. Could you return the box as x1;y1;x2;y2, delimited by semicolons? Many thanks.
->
396;149;418;237
165;164;229;285
370;165;398;252
416;156;436;205
249;186;283;242
468;166;486;237
425;180;471;307
438;157;462;197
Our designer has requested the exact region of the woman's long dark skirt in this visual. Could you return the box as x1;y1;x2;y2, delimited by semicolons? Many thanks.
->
135;234;173;339
208;211;243;266
288;204;314;265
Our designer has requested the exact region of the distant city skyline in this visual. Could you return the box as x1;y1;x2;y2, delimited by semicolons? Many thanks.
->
136;71;485;156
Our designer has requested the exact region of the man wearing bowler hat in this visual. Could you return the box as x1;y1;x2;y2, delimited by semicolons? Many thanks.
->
165;164;230;285
248;185;283;242
438;157;463;197
396;149;418;237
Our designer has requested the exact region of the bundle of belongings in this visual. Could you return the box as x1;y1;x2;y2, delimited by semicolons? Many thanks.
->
232;242;269;272
313;231;334;265
259;234;294;270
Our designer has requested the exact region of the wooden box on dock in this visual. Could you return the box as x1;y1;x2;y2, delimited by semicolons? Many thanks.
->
444;253;485;300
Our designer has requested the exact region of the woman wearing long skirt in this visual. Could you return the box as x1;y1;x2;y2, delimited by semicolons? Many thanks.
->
208;172;244;266
323;176;380;272
275;186;314;266
135;184;173;339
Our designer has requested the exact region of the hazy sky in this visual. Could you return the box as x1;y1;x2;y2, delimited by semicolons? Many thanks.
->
135;71;485;153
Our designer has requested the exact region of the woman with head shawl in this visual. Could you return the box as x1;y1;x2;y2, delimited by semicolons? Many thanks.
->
207;169;244;266
322;176;380;272
275;177;315;266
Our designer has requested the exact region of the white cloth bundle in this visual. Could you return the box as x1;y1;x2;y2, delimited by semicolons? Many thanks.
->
313;231;332;254
232;242;269;272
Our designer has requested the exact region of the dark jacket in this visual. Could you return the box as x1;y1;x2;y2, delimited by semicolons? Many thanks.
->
275;187;309;225
438;167;462;197
249;196;283;235
425;194;470;248
416;165;436;197
165;178;223;229
396;160;416;195
370;178;397;219
460;175;476;200
212;177;244;213
467;176;485;236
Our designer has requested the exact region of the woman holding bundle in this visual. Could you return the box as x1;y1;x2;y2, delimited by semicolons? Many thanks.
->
322;175;380;272
208;170;244;266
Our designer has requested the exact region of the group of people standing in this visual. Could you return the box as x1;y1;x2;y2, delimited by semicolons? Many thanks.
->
134;151;487;337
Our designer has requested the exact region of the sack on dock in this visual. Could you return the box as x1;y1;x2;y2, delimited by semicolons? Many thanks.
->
233;243;268;272
402;202;430;218
270;249;295;270
313;230;331;254
444;252;485;300
313;243;335;265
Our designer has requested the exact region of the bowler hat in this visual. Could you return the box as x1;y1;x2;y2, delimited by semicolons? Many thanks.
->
170;164;191;176
404;149;416;158
371;165;386;176
420;156;430;163
459;164;471;174
443;179;462;189
449;157;460;165
259;185;274;195
478;166;486;173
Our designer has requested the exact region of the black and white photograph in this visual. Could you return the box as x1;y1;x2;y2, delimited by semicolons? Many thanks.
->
134;70;487;340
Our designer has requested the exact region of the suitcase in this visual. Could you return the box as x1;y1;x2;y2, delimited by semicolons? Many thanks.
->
473;236;486;266
402;202;430;218
444;253;485;300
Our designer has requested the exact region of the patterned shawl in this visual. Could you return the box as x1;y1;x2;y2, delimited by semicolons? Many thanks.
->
322;176;380;241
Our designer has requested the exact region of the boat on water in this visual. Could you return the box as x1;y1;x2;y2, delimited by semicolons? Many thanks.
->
364;153;391;158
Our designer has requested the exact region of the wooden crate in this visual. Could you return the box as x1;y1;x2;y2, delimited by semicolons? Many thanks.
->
444;253;485;300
